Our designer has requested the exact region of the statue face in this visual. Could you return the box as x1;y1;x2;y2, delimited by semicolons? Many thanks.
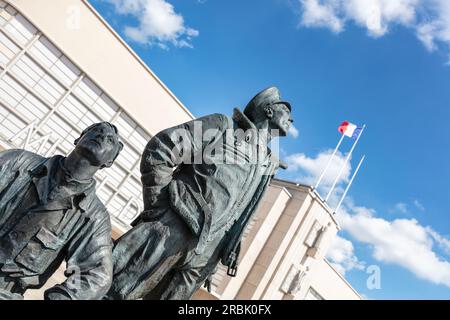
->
268;103;293;137
75;123;121;168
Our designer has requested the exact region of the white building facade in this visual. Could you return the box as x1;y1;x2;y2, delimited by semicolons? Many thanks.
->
193;179;361;300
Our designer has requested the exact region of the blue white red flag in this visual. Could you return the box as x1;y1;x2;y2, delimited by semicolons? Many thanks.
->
338;121;362;140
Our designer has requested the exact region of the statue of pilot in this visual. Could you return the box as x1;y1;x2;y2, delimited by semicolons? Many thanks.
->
0;122;123;300
106;87;294;300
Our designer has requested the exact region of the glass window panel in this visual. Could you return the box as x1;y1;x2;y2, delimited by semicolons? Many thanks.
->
42;115;70;137
0;75;26;107
24;93;49;115
49;55;80;86
59;55;80;76
41;74;65;97
4;5;16;16
2;112;25;140
51;145;66;156
0;52;8;65
34;74;65;104
0;85;18;107
114;113;135;138
119;176;142;199
21;55;45;78
108;194;127;217
50;63;72;88
64;94;88;115
34;36;60;65
59;139;74;154
0;15;6;27
22;93;49;118
4;21;27;46
132;165;141;178
130;126;150;145
10;14;36;40
29;39;56;69
6;74;27;97
58;101;80;125
74;78;100;106
76;110;100;129
80;77;101;101
0;32;20;56
120;187;142;203
41;114;79;151
10;64;36;87
95;169;107;181
94;94;118;121
73;85;94;106
97;185;114;206
15;103;34;122
0;102;9;123
106;166;127;188
115;142;139;169
34;82;58;104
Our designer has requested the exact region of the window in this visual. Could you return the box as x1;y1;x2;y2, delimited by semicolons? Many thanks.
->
281;265;308;295
304;220;322;248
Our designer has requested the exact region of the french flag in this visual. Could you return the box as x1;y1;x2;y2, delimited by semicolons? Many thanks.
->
338;121;362;139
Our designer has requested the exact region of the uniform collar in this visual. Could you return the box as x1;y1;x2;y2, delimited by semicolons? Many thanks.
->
28;156;96;212
232;108;288;170
232;108;256;131
232;108;272;153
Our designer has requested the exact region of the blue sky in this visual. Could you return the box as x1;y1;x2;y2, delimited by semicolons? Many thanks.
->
89;0;450;299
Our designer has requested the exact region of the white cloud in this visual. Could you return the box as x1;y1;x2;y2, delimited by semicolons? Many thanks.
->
299;0;344;33
344;0;418;37
426;227;450;256
389;199;425;215
297;0;450;62
288;125;300;138
417;1;450;56
393;202;408;214
326;234;365;275
105;0;199;48
338;202;450;288
284;148;450;288
285;149;352;193
413;199;425;211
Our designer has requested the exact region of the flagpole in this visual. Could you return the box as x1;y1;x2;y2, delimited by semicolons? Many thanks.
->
314;132;345;190
325;124;366;202
334;155;365;214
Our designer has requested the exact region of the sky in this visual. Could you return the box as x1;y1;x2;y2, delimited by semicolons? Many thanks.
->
89;0;450;299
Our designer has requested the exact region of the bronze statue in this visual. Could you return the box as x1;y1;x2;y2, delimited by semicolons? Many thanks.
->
0;122;123;300
106;87;293;300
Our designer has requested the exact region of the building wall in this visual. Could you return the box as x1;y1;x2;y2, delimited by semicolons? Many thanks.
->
193;179;361;300
300;259;361;300
8;0;194;134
